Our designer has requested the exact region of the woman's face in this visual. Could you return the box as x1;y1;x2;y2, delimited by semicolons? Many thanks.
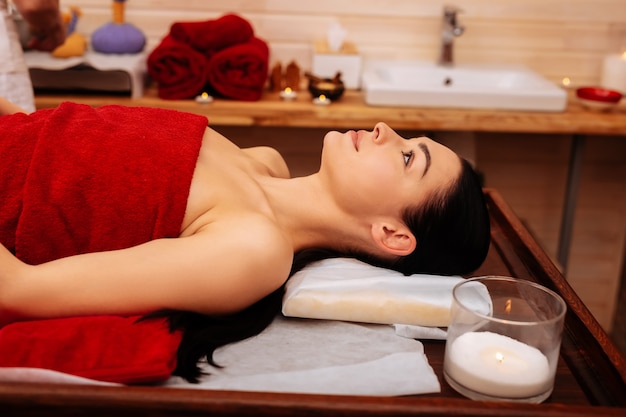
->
319;122;462;219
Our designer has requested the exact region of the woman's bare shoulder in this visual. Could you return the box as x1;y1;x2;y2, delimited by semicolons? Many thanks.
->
188;213;293;310
242;146;290;178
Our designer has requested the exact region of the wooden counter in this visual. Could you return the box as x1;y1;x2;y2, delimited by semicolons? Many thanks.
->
34;88;626;136
1;189;624;417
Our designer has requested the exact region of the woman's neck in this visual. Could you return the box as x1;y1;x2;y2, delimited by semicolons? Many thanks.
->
259;173;359;254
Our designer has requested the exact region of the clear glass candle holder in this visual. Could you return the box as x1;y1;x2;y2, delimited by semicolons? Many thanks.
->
443;276;566;403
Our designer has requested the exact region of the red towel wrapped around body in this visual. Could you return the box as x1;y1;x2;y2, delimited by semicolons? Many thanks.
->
0;103;209;383
147;34;209;100
206;37;270;101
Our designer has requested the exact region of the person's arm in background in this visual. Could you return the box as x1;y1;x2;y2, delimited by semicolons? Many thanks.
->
0;95;28;115
12;0;65;51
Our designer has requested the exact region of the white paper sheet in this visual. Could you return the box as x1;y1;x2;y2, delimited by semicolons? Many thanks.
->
164;315;440;396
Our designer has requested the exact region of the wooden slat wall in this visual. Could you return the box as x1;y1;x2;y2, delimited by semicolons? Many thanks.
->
475;133;626;330
60;0;626;86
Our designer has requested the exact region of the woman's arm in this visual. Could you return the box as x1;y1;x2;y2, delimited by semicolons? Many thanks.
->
0;216;292;323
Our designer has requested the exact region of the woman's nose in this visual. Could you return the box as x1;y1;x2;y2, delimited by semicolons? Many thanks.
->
372;122;390;144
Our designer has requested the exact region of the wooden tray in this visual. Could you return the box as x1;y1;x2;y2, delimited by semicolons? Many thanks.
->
1;189;625;416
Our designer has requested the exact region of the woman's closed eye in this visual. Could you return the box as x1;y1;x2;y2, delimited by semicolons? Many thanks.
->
402;150;414;166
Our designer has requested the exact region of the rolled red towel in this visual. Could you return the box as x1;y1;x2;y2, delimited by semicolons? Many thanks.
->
147;34;208;100
170;13;254;55
0;316;182;384
206;37;269;101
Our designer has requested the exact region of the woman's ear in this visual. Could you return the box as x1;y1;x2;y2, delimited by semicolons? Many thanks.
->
370;221;416;256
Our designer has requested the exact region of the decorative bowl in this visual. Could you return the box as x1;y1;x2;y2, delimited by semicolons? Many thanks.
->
308;78;345;101
576;87;622;111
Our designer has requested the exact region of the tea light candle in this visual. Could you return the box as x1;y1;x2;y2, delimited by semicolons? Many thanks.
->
279;87;297;100
445;331;552;398
601;52;626;93
561;77;572;89
195;92;213;104
313;94;331;106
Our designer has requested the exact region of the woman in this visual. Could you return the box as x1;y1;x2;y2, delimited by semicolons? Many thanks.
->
0;98;490;380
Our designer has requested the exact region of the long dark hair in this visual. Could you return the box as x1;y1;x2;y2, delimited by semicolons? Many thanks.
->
354;157;490;276
157;157;490;382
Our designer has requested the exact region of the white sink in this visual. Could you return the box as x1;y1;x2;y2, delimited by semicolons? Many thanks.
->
361;60;567;112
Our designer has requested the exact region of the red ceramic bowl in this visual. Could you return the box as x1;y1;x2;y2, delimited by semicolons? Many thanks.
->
576;87;622;111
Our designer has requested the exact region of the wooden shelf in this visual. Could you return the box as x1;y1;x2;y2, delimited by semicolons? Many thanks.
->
35;88;626;136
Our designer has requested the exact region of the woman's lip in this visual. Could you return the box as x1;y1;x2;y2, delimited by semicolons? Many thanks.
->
350;130;359;151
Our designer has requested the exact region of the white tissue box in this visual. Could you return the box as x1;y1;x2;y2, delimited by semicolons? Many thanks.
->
312;40;362;89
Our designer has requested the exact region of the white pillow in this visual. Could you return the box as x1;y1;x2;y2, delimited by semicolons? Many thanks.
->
282;258;490;328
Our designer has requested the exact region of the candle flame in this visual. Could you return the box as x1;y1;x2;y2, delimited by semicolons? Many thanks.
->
505;299;512;314
284;87;292;93
561;77;571;87
201;92;209;99
621;51;626;59
495;352;504;363
319;94;327;100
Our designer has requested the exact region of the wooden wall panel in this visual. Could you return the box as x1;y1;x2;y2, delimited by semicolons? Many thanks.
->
567;137;626;328
476;133;626;329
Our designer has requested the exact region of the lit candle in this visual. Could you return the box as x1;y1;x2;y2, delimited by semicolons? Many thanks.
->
195;92;213;104
279;87;298;100
601;52;626;93
445;331;552;398
561;77;571;89
313;94;331;106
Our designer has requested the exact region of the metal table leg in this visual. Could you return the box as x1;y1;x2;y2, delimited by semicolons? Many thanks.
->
557;134;586;276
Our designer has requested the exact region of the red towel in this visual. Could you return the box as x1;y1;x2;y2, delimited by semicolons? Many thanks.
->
170;13;253;55
206;37;269;101
148;13;269;101
0;110;44;255
11;103;207;264
0;316;182;384
0;103;209;383
147;34;209;100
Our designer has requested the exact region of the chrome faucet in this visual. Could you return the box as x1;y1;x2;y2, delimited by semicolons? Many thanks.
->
439;5;465;66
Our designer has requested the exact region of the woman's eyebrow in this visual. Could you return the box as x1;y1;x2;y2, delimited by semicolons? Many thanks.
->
419;143;431;177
